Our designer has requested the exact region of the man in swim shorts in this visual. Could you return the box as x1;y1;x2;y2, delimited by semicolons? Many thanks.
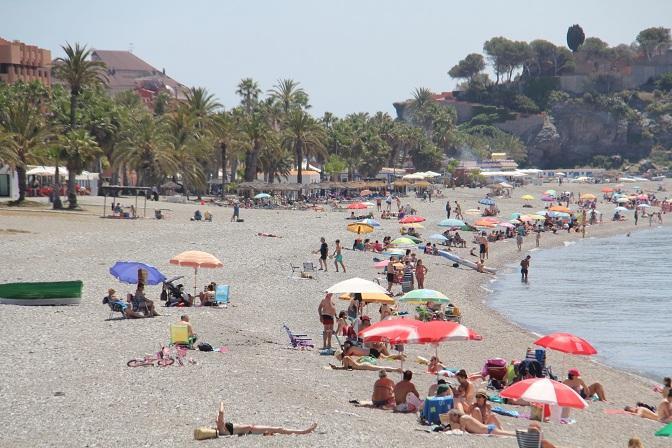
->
333;239;346;273
317;237;328;271
318;293;336;350
520;255;530;282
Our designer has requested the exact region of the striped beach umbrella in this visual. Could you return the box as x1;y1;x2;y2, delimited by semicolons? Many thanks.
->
500;378;588;409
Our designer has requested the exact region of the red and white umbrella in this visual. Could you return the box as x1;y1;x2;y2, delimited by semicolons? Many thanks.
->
399;215;426;224
500;378;588;409
417;321;483;344
358;318;424;344
534;332;597;356
347;202;368;209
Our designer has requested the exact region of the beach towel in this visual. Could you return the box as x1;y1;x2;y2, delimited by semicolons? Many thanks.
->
491;406;520;418
603;409;630;415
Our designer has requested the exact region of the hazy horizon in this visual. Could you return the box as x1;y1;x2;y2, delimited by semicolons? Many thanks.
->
3;0;671;116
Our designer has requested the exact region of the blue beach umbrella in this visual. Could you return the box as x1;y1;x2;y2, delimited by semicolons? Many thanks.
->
428;233;449;241
109;261;167;285
254;193;271;199
614;206;628;212
438;218;465;227
358;218;381;227
479;198;496;206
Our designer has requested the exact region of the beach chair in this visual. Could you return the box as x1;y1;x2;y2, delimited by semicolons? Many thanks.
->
302;262;316;272
283;324;314;349
170;323;196;349
214;285;230;305
290;262;302;273
103;296;127;320
516;429;541;448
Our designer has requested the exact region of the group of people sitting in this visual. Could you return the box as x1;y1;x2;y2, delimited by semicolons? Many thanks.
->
191;210;213;221
104;284;160;318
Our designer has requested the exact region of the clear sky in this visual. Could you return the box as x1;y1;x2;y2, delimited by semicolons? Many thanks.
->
3;0;671;116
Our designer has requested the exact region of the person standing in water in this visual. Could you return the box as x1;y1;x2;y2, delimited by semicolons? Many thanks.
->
333;239;346;273
520;255;531;282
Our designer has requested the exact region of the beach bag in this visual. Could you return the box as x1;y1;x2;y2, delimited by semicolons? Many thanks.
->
420;396;453;425
198;342;214;352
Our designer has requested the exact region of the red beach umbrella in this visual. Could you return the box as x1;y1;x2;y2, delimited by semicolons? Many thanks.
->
347;202;368;209
500;378;588;409
417;321;483;344
533;332;597;356
399;215;426;224
358;318;424;344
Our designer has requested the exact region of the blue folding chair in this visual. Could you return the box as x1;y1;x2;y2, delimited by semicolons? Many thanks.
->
215;285;230;305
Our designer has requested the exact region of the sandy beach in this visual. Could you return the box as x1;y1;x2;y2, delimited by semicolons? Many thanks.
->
1;180;670;448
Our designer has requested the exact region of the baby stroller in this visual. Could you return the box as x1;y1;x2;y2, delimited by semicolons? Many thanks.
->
160;276;184;307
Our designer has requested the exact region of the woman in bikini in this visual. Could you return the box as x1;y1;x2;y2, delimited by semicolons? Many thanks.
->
470;390;503;429
414;259;428;289
215;401;317;436
444;409;514;436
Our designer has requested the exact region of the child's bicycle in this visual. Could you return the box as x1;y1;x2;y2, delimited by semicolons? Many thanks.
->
127;345;175;367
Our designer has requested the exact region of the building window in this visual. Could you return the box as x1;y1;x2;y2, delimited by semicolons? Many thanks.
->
0;174;10;197
0;64;8;74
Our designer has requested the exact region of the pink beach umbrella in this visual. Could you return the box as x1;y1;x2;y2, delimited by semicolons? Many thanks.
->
534;332;597;356
541;195;555;202
500;378;588;409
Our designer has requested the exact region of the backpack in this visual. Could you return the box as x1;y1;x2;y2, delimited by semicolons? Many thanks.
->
197;342;214;352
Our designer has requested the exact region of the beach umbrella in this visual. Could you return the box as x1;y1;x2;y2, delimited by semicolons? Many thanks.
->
347;222;374;234
390;237;417;247
637;194;649;200
616;197;631;203
534;332;597;356
359;318;425;344
497;222;515;229
465;208;482;215
428;233;449;242
169;251;223;295
438;218;465;227
414;180;431;188
423;171;442;178
549;205;571;213
338;292;394;304
382;248;406;257
360;189;372;196
555;172;566;177
399;215;426;224
549;211;570;218
347;202;368;209
541;196;555;202
536;210;549;216
325;277;389;295
544;189;557;196
402;222;425;229
109;261;166;285
399;289;450;304
362;201;376;206
358;218;381;227
253;193;271;199
474;219;497;227
637;203;651;208
373;260;391;268
580;193;596;200
479;198;496;206
418;321;483;344
521;194;535;201
500;378;588;409
656;423;672;437
614;206;628;212
601;187;614;193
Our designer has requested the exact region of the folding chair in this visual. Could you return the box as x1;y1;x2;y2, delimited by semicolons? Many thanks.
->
290;263;302;273
302;262;316;272
283;324;314;348
214;285;230;305
516;429;541;448
103;296;127;319
170;323;197;349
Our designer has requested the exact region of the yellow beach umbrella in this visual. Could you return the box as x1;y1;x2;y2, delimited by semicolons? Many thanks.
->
402;222;424;229
347;222;374;234
338;292;395;304
527;214;546;221
521;194;535;201
580;193;596;200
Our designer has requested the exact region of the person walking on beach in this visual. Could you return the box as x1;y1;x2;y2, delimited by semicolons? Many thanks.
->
333;239;346;273
535;230;540;248
446;200;451;219
316;237;328;271
634;209;638;225
231;201;240;222
455;201;463;220
520;255;531;282
318;293;336;350
385;194;392;212
415;259;428;289
376;197;382;212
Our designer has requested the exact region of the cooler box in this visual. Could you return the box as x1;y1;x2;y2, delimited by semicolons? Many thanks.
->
421;396;453;425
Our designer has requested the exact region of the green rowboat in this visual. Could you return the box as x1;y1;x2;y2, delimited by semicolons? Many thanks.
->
0;281;83;306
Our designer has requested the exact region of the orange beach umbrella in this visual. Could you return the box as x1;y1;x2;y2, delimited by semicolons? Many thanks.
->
549;205;571;213
170;250;223;295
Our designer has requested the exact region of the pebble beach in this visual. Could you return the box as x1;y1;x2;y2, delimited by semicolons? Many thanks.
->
0;180;670;448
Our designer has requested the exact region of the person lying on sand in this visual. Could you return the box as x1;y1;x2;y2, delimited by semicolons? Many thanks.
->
341;340;406;361
257;232;281;238
624;389;672;423
213;401;317;436
329;353;403;373
443;409;514;436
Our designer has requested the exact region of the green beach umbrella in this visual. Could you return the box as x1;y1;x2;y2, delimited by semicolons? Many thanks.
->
656;423;672;437
390;237;417;248
399;289;451;304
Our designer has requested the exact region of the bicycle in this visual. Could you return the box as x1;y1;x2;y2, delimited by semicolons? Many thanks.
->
127;346;175;367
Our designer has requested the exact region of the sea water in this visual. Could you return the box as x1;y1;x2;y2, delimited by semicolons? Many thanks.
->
489;226;672;381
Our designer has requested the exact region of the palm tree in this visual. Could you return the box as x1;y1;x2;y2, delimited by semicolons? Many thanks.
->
258;137;292;183
282;110;326;184
114;114;178;186
0;94;53;202
236;108;272;182
165;108;208;197
235;78;261;113
185;87;221;128
411;87;434;110
269;79;306;114
211;111;242;192
60;129;102;203
53;42;107;208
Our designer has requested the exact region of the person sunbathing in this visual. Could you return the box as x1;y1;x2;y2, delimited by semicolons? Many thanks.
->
563;368;606;401
330;353;403;373
427;356;446;375
625;389;672;423
213;401;317;436
341;341;406;361
470;390;502;429
443;409;514;436
371;370;396;408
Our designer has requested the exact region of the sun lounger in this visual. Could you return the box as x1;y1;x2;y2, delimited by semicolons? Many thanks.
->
283;324;314;349
516;429;541;448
